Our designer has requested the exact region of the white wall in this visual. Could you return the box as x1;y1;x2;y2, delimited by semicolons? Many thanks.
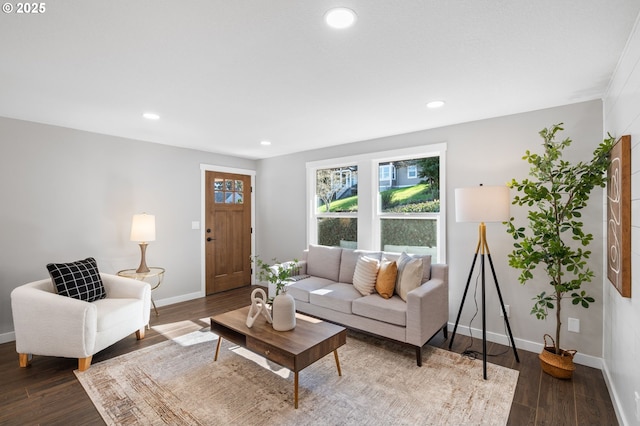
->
257;100;607;362
603;13;640;426
0;117;256;339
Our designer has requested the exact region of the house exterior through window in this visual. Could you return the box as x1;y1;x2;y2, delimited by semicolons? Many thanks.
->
307;144;446;263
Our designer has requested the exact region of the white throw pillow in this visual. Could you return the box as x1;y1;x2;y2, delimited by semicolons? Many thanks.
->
395;252;424;301
352;256;380;296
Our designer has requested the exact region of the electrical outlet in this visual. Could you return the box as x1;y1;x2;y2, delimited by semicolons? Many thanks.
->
568;318;580;333
500;305;510;318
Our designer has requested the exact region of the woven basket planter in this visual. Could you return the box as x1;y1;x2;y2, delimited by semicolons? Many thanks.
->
538;334;576;379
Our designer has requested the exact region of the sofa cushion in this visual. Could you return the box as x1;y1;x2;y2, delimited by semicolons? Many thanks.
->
338;249;358;284
309;283;362;314
307;244;342;282
352;294;407;327
93;298;144;332
395;253;424;301
286;276;335;303
46;257;106;302
375;258;398;299
352;256;380;296
339;249;382;284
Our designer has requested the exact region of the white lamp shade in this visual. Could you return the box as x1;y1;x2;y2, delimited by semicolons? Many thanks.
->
455;186;510;223
130;213;156;242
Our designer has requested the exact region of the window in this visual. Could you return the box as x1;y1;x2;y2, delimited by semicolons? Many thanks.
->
214;178;244;204
307;144;446;263
314;166;358;247
378;156;440;259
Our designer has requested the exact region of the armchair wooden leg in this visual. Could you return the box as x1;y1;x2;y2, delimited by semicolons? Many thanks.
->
18;353;31;367
78;356;92;371
136;327;145;340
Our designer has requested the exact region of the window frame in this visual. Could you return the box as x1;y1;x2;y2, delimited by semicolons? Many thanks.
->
407;164;418;179
306;143;447;263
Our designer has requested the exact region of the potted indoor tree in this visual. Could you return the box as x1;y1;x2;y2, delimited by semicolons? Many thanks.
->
505;123;613;379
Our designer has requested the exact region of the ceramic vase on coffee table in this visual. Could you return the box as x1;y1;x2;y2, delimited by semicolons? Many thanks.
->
272;291;296;331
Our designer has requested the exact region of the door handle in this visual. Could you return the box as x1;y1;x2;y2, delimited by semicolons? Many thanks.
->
207;237;215;242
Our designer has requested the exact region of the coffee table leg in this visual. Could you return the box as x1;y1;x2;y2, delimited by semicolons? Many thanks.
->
214;337;222;361
294;372;299;409
334;350;342;376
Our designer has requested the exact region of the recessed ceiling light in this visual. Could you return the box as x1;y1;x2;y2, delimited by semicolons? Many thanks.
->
142;112;160;120
325;7;357;29
260;140;271;146
426;101;445;109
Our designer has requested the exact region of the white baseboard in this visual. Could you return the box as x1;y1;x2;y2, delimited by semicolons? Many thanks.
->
0;331;16;344
154;291;204;308
447;322;603;369
601;360;627;426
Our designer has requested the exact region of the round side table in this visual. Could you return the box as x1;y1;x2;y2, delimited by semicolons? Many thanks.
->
117;267;164;316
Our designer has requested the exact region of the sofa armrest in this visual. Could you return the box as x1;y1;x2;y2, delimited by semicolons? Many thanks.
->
429;263;448;283
268;260;307;277
11;280;97;358
102;273;151;325
405;264;449;347
295;260;307;275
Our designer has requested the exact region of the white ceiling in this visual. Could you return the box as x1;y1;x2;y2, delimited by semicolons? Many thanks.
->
1;1;639;159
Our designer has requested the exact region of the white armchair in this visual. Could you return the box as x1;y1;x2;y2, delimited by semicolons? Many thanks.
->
11;273;151;371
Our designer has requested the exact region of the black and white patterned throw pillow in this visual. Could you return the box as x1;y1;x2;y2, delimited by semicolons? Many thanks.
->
46;257;106;302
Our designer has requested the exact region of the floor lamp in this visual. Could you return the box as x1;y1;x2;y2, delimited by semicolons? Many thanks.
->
449;185;519;379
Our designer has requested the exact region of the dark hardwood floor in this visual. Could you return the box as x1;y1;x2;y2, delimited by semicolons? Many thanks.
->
0;286;618;425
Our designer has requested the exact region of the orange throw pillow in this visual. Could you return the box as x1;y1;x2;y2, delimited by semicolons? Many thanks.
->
376;259;398;299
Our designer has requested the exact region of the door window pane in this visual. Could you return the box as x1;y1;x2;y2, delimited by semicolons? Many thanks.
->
214;178;224;191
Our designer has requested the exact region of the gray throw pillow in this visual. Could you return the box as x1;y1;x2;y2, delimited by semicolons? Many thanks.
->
395;252;424;301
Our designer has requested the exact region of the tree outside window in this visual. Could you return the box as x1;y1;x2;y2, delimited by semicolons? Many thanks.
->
315;166;358;247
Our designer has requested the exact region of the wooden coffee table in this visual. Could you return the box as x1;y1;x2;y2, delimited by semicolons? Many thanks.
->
210;306;347;408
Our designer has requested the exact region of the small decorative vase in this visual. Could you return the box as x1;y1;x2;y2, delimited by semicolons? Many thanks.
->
272;290;296;331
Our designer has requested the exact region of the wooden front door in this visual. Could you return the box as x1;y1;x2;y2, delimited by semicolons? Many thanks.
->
205;171;252;294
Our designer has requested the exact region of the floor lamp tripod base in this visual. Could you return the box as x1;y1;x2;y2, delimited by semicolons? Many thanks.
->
448;223;519;379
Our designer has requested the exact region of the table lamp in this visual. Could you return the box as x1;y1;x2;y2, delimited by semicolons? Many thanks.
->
130;213;156;273
449;184;519;379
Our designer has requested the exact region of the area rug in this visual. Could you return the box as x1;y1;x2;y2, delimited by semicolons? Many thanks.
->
75;328;518;425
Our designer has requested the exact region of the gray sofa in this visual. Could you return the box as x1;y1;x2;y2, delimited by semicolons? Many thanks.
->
273;244;449;366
